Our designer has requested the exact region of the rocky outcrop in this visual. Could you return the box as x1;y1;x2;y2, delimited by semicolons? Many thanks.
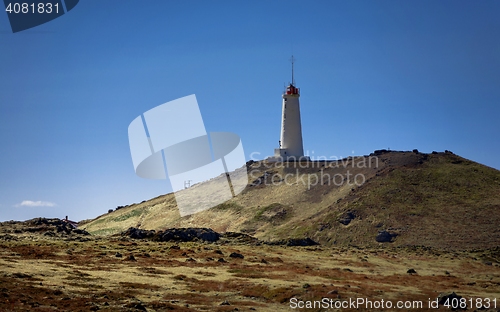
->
122;227;220;242
266;237;319;247
376;230;397;243
437;292;465;310
122;227;155;239
120;227;319;246
157;228;220;242
0;218;89;237
338;211;356;225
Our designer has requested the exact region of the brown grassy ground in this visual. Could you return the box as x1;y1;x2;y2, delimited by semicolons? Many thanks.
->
81;151;500;250
0;233;499;311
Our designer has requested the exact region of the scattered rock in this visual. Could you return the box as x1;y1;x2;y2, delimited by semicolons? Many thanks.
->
229;252;244;259
246;160;255;169
222;232;260;244
286;238;319;246
126;254;136;261
217;258;226;263
407;268;417;274
115;252;122;258
12;272;32;279
124;302;147;311
8;218;90;237
157;228;220;242
438;292;465;310
220;300;230;306
339;211;356;225
122;227;221;242
318;223;330;231
376;231;397;243
371;149;389;156
265;238;319;246
122;227;155;239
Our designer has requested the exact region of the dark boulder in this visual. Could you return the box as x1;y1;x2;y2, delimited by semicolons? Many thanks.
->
229;252;244;259
156;228;220;242
438;292;465;310
286;238;319;246
339;211;356;225
122;227;155;239
265;237;319;246
221;232;260;244
56;224;71;234
371;149;389;156
376;230;397;243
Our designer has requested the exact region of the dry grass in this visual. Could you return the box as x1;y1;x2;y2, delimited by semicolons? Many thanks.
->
0;235;499;311
82;151;500;250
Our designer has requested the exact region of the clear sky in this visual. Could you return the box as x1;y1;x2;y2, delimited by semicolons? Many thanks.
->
1;1;499;222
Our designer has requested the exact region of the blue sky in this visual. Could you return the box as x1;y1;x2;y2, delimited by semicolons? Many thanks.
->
1;1;499;222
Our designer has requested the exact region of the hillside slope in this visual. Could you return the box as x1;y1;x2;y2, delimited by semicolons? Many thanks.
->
82;150;500;250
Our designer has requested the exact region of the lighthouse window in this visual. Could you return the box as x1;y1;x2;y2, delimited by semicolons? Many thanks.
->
284;98;287;101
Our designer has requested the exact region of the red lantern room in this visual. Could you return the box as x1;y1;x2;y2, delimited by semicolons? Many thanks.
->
286;84;300;95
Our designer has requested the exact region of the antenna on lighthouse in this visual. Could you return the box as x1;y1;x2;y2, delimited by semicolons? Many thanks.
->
290;55;296;86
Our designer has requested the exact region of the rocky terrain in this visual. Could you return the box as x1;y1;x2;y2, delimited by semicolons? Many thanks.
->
82;150;500;250
1;150;500;310
0;219;499;311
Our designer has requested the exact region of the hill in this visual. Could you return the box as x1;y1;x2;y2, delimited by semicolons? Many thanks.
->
81;150;500;250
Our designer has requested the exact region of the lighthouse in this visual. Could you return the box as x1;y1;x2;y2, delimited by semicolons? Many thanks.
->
274;56;306;161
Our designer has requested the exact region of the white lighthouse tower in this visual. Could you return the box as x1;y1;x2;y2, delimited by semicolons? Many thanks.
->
274;56;306;161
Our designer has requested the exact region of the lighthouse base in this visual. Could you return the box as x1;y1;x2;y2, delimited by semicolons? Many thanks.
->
271;148;310;162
